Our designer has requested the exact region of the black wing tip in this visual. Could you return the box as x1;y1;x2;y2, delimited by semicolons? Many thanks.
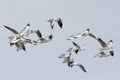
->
84;70;87;73
98;37;103;41
22;46;26;51
110;51;114;56
3;25;8;28
59;24;63;28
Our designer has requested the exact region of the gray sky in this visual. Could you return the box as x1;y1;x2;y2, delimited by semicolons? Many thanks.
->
0;0;120;80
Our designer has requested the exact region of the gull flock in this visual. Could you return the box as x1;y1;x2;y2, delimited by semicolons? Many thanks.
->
4;18;114;73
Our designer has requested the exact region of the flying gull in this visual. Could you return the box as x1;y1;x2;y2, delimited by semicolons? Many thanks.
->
47;18;63;29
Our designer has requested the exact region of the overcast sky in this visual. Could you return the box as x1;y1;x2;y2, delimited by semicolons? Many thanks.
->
0;0;120;80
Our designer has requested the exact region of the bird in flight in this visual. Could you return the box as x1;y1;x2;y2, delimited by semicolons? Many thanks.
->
47;18;63;29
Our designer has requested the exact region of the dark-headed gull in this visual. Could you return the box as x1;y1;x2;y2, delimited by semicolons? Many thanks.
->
66;34;77;40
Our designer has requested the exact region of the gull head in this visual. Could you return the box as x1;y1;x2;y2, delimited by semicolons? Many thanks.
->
49;34;53;40
86;28;91;31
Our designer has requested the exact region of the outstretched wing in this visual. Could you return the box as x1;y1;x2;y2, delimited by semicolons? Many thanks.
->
4;25;19;34
74;33;83;38
21;42;26;51
66;34;76;40
98;38;107;47
89;33;97;40
57;18;63;28
79;64;87;73
48;19;54;29
72;41;80;48
36;30;42;38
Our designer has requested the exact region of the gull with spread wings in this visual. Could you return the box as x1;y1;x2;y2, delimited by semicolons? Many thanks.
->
47;18;63;29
